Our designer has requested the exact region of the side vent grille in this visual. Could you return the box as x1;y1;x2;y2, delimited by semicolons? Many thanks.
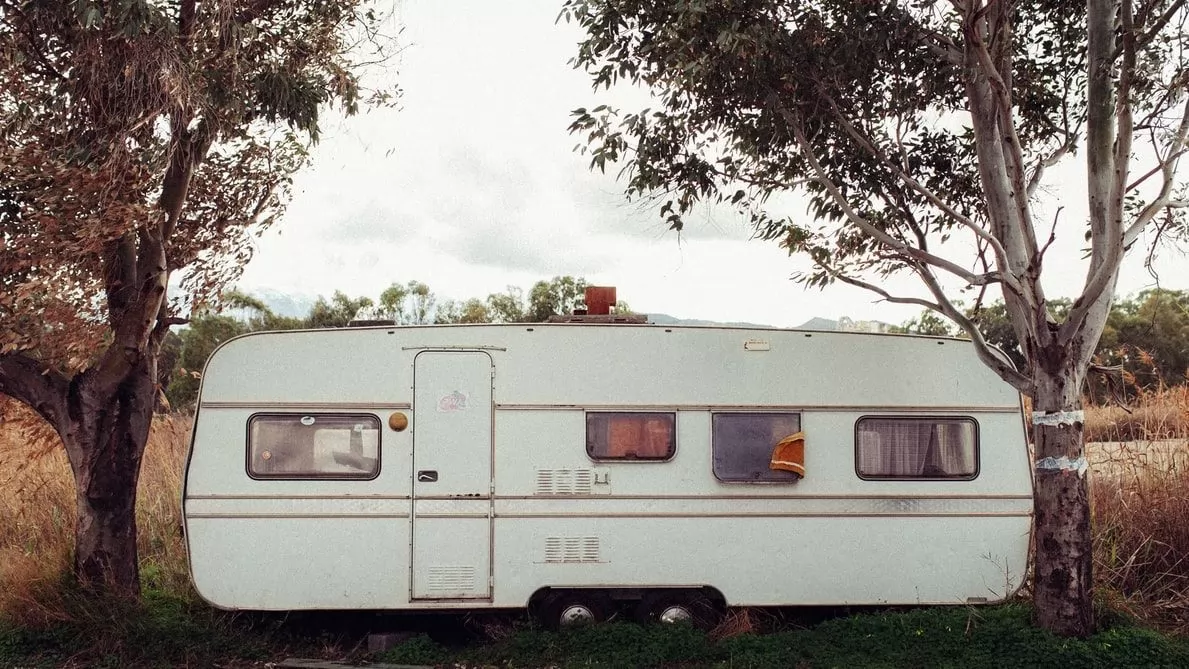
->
536;468;594;495
544;536;601;563
427;566;476;592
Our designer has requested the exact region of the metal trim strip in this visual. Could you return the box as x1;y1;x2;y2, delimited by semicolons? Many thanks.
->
186;513;411;519
186;494;411;500
200;401;411;410
494;403;1020;413
496;511;1032;519
185;493;1031;501
185;511;1029;520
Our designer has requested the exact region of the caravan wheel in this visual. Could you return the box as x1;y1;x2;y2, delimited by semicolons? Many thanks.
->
535;590;613;630
635;590;723;630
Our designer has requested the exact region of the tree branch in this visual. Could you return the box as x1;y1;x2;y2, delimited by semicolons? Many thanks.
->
1027;141;1074;198
967;0;1038;243
0;352;68;431
816;97;1022;296
787;117;1004;289
102;235;138;331
823;262;1032;392
913;262;1035;392
1124;92;1189;246
1068;0;1126;345
1135;0;1187;49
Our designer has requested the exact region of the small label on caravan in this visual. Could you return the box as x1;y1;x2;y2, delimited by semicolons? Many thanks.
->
438;390;470;412
744;339;771;351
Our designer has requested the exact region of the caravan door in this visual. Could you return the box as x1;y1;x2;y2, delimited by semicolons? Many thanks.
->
410;351;494;600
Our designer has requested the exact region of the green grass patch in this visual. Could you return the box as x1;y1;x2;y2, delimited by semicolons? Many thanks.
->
6;598;1189;668
0;586;277;668
377;605;1189;668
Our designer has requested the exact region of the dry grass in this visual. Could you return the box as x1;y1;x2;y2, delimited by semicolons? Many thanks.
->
1086;385;1189;442
0;398;191;627
1086;385;1189;632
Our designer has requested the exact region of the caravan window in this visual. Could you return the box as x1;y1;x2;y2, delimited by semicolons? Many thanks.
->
855;416;978;480
712;413;802;482
248;414;381;479
586;412;675;460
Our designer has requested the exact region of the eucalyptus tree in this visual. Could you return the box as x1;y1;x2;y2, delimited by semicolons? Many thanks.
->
563;0;1189;636
0;0;395;595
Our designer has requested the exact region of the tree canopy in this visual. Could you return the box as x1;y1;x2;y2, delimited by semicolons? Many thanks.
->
0;0;395;595
563;0;1189;637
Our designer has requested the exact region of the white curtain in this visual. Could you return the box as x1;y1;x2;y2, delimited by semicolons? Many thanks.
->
859;419;975;478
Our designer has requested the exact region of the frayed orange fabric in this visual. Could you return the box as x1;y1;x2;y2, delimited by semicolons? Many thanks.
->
770;432;806;477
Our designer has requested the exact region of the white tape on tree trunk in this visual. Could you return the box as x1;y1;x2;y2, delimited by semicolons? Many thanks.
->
1031;410;1085;427
1035;456;1089;477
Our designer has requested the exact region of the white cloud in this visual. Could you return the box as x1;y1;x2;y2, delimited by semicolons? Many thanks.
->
235;0;1187;329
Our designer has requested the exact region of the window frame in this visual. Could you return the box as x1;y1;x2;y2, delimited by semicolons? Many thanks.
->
710;411;804;484
245;412;383;481
584;411;677;462
853;415;980;482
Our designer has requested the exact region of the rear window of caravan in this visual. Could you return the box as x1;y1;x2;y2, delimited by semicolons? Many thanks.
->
855;416;978;480
586;412;676;461
247;414;381;479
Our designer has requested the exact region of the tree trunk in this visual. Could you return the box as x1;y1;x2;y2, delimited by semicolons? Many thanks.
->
62;363;155;597
1031;372;1094;637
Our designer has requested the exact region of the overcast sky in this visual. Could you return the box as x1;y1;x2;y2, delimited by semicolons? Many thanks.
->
234;0;1186;327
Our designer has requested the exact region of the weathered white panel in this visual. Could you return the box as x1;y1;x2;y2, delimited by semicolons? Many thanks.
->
199;325;1019;409
188;517;407;609
411;517;491;599
491;516;1031;608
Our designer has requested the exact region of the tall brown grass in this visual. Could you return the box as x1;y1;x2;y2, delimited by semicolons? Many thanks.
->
1086;384;1189;631
0;398;191;627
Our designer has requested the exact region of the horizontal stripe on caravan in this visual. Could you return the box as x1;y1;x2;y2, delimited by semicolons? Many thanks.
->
494;403;1020;413
186;513;411;519
185;493;1033;501
187;495;1031;517
185;511;1031;520
197;402;1019;413
199;401;411;410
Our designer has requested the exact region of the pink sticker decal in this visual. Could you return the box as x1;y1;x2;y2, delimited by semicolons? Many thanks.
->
437;390;469;412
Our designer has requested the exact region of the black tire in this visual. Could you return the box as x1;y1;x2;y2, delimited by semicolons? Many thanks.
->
634;589;723;630
535;589;614;630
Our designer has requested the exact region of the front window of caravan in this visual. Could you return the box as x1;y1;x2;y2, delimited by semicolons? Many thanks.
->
712;413;803;482
586;412;675;460
248;414;381;479
855;416;978;480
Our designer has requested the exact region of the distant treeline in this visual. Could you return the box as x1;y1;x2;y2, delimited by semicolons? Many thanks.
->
894;289;1189;398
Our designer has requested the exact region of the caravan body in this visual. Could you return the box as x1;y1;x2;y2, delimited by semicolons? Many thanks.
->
183;324;1032;617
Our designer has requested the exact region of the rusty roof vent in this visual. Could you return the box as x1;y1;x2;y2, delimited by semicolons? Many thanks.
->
547;286;648;324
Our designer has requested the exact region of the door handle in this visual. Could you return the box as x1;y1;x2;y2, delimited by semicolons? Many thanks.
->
417;470;438;483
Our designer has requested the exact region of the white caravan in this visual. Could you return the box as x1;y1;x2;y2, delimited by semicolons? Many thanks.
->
183;322;1033;626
